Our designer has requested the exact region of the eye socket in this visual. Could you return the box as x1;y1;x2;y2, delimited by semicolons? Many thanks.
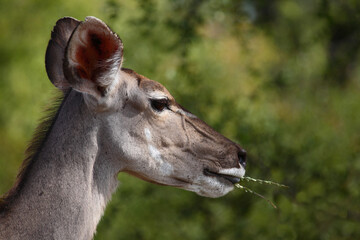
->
150;98;169;112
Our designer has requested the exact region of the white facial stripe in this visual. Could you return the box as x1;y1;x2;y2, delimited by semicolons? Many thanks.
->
148;144;173;175
149;145;163;162
144;128;152;141
218;167;246;178
143;128;173;175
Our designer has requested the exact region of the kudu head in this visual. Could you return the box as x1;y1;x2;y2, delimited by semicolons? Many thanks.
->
45;17;246;198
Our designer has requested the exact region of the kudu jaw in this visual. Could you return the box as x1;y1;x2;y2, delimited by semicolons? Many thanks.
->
45;16;246;198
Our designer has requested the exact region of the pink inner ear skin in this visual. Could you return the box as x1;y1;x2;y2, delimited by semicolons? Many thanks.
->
75;29;119;83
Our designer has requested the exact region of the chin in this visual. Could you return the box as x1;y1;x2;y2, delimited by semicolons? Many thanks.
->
184;177;236;198
195;185;235;198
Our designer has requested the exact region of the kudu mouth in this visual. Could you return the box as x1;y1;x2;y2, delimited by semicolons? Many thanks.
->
203;168;243;184
202;147;247;184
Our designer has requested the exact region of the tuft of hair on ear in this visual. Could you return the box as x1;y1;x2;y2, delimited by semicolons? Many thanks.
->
63;16;124;97
45;17;81;90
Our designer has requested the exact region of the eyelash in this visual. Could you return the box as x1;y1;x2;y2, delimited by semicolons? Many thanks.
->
150;98;169;112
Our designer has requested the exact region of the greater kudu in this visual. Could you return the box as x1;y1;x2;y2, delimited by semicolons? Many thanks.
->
0;16;246;239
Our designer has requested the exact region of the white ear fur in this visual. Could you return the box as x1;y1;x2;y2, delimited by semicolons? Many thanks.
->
63;16;124;97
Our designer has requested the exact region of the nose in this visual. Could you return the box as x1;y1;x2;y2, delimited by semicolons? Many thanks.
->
238;149;247;168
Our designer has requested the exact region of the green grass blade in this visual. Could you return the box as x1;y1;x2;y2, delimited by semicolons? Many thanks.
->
241;176;288;188
235;183;277;209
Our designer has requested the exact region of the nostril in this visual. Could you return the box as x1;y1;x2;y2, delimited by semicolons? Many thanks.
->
238;149;247;168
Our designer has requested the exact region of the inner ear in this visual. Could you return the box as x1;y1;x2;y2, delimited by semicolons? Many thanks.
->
64;16;123;97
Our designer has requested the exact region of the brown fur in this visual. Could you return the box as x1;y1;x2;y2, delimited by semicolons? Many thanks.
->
121;67;146;86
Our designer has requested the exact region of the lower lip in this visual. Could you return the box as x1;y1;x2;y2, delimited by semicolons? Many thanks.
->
221;175;240;184
204;169;240;184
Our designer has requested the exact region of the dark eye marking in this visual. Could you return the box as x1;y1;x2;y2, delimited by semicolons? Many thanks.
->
150;98;169;112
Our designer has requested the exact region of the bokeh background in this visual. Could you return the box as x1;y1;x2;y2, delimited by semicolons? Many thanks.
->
1;0;360;239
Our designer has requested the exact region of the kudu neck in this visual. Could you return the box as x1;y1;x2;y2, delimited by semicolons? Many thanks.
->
1;90;119;240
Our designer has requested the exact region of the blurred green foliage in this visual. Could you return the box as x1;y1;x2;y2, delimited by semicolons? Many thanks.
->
1;0;360;239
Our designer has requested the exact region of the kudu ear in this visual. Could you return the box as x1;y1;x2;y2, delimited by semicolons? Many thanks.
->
46;16;124;98
45;17;81;90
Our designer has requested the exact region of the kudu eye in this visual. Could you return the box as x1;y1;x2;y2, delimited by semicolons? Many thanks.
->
150;98;168;112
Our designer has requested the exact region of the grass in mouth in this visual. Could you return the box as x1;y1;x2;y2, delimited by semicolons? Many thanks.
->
235;176;288;209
